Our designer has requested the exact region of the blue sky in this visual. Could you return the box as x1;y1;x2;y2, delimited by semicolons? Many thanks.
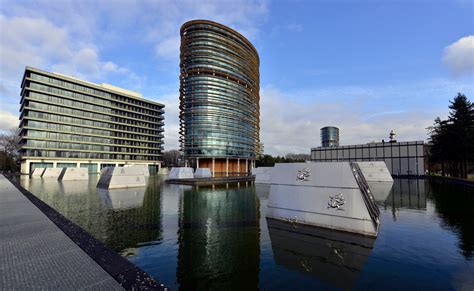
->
1;0;473;155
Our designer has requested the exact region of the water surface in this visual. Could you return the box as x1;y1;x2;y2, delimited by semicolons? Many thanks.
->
18;176;474;290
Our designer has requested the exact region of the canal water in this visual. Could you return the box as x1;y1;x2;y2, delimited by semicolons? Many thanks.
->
17;176;474;290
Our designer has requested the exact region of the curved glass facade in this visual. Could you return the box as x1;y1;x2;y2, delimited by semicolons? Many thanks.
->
321;126;340;147
179;20;260;159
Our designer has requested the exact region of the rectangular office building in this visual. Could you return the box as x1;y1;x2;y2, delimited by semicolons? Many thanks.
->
310;141;425;176
19;67;165;174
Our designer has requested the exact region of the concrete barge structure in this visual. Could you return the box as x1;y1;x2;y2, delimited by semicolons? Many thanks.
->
267;162;380;237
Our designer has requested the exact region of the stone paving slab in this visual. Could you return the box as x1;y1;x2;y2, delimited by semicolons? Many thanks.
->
0;175;124;290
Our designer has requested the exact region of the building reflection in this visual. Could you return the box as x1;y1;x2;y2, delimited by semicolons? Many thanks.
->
267;219;375;290
177;185;260;291
383;179;427;211
19;175;163;256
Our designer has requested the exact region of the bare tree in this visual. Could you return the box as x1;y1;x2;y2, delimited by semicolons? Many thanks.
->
0;128;21;172
162;150;182;167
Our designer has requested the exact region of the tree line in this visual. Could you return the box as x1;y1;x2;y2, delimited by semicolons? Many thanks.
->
428;93;473;178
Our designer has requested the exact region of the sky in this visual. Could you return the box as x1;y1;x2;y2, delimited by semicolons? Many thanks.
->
0;0;473;155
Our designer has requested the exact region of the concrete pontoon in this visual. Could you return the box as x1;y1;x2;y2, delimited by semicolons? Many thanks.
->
267;162;380;237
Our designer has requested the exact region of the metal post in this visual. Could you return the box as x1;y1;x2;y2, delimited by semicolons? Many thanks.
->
237;159;240;175
226;158;229;177
212;157;215;177
245;159;248;175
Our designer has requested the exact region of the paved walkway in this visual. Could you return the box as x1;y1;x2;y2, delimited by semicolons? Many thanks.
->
0;175;123;290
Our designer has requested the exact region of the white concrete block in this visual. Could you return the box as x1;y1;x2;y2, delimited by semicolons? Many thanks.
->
356;161;393;182
168;167;194;179
367;181;393;202
97;166;147;189
267;162;379;237
31;168;45;177
194;168;211;178
41;168;63;178
158;167;169;175
58;167;89;181
252;167;272;184
125;164;149;176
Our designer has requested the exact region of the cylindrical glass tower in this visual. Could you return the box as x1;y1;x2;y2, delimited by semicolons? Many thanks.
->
321;126;340;147
179;20;260;176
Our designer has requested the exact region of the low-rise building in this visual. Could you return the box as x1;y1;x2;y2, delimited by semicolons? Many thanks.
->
310;141;425;176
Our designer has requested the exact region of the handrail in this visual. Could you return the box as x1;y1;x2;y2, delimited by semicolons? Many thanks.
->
350;162;380;228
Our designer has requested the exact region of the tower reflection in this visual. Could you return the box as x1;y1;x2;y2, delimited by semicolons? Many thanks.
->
177;184;260;291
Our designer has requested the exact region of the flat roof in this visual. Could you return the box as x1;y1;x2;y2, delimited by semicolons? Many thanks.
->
311;140;425;150
24;66;165;107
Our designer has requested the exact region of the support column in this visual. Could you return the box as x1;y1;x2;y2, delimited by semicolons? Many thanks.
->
196;157;200;168
245;159;248;175
212;157;215;177
226;158;229;177
52;161;57;168
77;162;81;167
237;159;240;175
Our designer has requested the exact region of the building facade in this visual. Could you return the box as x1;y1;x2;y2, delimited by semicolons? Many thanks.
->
19;67;165;174
179;20;260;176
311;141;425;176
320;126;339;147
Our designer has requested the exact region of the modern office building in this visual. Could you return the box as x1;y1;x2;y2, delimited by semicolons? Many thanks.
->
311;141;425;176
19;67;165;174
320;126;339;147
179;20;260;176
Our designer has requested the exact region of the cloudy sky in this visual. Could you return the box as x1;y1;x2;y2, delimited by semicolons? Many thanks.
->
0;0;473;155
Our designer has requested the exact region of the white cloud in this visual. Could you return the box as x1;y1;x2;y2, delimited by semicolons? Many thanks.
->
287;23;303;32
442;35;474;76
0;110;19;132
0;13;141;107
155;36;181;60
257;79;467;156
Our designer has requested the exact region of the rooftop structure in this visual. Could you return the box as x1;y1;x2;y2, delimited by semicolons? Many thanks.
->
321;126;339;147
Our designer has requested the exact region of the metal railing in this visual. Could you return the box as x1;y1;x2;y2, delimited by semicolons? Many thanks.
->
350;162;380;227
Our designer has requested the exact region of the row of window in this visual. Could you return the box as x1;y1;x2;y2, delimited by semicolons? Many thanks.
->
184;148;255;158
29;72;163;112
25;120;162;142
26;108;163;135
24;149;160;160
25;129;161;149
25;140;161;155
28;90;162;124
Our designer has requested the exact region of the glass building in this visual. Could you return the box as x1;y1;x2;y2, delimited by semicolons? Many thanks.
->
19;67;165;174
179;20;260;176
320;126;339;147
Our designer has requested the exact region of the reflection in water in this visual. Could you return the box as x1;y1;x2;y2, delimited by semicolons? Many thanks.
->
177;185;260;291
383;179;427;217
428;179;474;260
20;175;163;256
16;176;474;290
97;187;146;209
267;219;375;290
